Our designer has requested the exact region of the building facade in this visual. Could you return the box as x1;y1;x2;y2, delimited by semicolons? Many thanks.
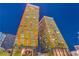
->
39;16;71;56
0;32;6;47
71;51;78;56
0;32;15;56
15;4;39;55
74;45;79;55
0;32;15;50
71;45;79;56
1;34;15;50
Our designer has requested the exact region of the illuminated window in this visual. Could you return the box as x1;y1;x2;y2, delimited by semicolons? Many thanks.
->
52;39;55;41
52;34;55;38
30;21;33;26
56;31;60;34
21;34;24;38
26;29;29;32
26;16;29;18
31;40;35;46
48;30;50;33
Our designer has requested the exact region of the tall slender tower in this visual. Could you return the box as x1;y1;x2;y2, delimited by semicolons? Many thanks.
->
14;4;39;56
39;16;71;56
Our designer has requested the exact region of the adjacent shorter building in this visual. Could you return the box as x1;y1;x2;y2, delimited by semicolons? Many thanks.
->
0;32;6;47
71;51;78;56
1;34;15;49
0;32;15;50
71;45;79;56
39;16;71;56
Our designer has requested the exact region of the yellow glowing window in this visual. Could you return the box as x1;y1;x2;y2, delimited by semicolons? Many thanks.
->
31;40;35;46
33;16;36;19
27;39;31;46
34;32;38;37
30;21;33;27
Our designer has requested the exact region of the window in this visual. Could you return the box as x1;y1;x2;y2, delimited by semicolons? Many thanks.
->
33;16;36;19
30;21;33;27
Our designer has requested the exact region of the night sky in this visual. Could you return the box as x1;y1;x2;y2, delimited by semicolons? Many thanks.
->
0;3;79;51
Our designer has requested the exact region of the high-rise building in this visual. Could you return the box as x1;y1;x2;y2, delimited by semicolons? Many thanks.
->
14;4;39;56
39;16;71;56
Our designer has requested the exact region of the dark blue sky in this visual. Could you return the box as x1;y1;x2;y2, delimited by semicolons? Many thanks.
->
0;3;79;51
